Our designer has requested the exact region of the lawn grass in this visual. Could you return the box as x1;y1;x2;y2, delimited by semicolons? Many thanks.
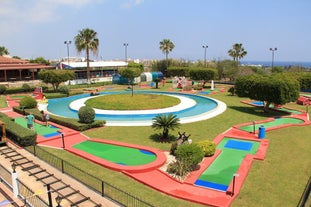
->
2;86;311;207
85;94;180;110
0;96;7;108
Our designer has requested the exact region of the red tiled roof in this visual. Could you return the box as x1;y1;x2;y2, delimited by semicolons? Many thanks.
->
0;56;55;70
0;56;28;64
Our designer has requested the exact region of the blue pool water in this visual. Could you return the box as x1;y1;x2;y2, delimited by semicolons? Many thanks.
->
47;91;218;122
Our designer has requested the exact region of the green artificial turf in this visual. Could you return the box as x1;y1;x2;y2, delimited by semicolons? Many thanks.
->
14;117;60;136
198;138;259;185
239;117;305;132
73;140;156;166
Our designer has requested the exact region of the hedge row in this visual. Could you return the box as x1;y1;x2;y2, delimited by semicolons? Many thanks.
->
13;107;105;131
0;112;36;147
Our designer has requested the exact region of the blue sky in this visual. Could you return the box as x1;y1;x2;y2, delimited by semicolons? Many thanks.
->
0;0;310;62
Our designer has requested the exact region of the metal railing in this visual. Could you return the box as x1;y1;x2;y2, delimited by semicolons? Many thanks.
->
27;145;154;207
0;164;49;207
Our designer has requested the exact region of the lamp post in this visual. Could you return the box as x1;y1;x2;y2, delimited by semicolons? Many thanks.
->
231;173;239;196
123;43;128;62
55;195;62;207
64;41;71;66
269;47;277;70
202;45;208;67
60;133;65;149
11;163;18;198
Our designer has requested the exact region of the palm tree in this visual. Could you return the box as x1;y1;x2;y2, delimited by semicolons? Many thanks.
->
152;113;180;140
159;39;175;76
74;28;99;82
228;43;247;64
0;46;9;56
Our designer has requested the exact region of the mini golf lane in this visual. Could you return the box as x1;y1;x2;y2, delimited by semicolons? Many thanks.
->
14;117;61;138
72;140;157;166
194;138;260;191
67;138;167;173
238;117;305;132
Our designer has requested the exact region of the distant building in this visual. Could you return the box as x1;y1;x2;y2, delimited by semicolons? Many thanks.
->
56;60;128;84
0;56;55;83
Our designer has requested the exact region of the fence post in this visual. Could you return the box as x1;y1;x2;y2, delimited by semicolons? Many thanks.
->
61;160;64;173
101;181;104;197
33;144;36;156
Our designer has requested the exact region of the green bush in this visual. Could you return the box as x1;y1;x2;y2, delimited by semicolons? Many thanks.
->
22;83;32;92
228;86;235;96
197;140;216;157
4;87;25;94
170;141;178;155
193;84;203;90
78;106;95;124
167;143;204;176
0;112;36;146
58;85;70;95
19;96;37;109
0;85;7;94
13;107;105;131
175;143;204;167
167;144;204;176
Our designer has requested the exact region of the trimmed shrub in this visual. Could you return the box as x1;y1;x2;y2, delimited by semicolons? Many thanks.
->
22;83;32;92
170;141;178;155
0;112;36;146
13;107;105;131
78;106;95;124
0;85;7;94
59;85;70;95
197;140;216;157
175;143;204;167
19;96;37;109
228;86;235;96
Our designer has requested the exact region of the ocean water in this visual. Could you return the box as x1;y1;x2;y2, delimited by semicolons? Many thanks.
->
241;60;311;68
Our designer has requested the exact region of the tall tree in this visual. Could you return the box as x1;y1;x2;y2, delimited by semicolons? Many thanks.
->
159;39;175;76
228;43;247;63
152;113;180;140
39;70;75;91
235;74;299;112
74;28;99;82
0;46;9;56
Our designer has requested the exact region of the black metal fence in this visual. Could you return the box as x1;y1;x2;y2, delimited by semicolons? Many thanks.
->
27;145;154;207
17;179;49;207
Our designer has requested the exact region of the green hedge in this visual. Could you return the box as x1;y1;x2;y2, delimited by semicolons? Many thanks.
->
13;107;105;131
0;112;36;146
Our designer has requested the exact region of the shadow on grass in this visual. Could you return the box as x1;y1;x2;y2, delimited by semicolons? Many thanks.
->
228;106;290;118
149;133;176;143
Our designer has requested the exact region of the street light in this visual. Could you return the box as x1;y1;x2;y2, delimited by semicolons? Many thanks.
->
231;173;239;196
55;195;62;207
269;47;277;70
123;43;129;62
11;162;17;173
202;45;208;67
64;41;72;66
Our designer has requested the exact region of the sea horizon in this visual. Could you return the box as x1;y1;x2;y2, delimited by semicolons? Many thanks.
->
240;60;311;68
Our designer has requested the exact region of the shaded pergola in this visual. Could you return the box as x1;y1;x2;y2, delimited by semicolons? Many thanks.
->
0;56;55;82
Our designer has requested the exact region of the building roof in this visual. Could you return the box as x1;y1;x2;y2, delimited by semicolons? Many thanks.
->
0;56;28;64
60;61;128;69
0;56;55;70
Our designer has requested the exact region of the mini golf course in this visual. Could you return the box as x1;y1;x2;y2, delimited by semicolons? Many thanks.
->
73;140;156;166
194;138;260;191
14;117;61;138
238;117;304;132
2;95;310;207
